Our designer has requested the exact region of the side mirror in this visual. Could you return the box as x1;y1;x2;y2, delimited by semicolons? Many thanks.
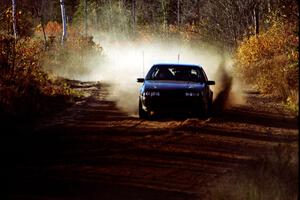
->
206;80;215;85
137;78;145;83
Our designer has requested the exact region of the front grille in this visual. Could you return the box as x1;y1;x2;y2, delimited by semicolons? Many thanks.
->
159;90;186;98
145;90;201;111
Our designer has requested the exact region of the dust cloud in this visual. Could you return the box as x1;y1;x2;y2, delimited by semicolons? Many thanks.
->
212;56;245;114
54;34;245;116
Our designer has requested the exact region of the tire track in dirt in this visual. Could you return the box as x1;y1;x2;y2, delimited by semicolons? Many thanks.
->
6;81;298;200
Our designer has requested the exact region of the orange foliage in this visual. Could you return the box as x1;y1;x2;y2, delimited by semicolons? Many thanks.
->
0;33;78;117
44;21;62;36
39;24;103;80
235;18;298;104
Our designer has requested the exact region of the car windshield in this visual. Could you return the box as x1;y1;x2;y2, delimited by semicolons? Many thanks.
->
146;65;204;82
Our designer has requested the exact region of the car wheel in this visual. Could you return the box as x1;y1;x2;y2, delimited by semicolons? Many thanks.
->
198;100;209;119
207;94;213;116
139;99;148;119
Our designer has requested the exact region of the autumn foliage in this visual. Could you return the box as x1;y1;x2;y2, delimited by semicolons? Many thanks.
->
235;16;298;108
1;22;89;119
39;21;103;79
44;21;62;37
0;7;34;37
0;34;80;118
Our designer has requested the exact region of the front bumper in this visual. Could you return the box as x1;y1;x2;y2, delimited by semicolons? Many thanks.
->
141;95;203;113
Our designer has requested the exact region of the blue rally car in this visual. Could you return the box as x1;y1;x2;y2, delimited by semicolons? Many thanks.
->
137;63;215;119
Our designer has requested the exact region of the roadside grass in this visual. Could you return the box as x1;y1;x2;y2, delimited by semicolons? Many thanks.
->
285;90;299;115
209;144;298;200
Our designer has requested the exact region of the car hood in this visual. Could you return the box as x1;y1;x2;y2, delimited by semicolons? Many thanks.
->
144;80;205;91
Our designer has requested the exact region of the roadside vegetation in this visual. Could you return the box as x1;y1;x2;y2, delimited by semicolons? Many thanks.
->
40;21;103;79
235;8;299;114
0;8;101;120
0;34;80;120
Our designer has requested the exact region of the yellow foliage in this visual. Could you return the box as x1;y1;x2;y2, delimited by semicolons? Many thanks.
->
235;18;298;104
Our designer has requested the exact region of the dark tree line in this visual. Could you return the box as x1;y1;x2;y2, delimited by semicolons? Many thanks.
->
1;0;298;48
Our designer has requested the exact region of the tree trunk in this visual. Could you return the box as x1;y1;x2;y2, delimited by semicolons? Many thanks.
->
39;0;47;49
267;0;271;12
41;16;47;48
108;0;116;39
11;0;16;71
161;0;167;32
12;0;17;39
60;0;67;45
254;3;260;35
131;0;136;36
197;0;201;25
177;0;180;29
84;0;88;37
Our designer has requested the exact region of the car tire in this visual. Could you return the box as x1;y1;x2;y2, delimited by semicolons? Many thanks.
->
198;100;209;119
207;94;213;116
139;99;148;119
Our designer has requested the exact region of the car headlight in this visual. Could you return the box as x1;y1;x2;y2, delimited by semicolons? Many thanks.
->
185;92;200;97
143;91;160;97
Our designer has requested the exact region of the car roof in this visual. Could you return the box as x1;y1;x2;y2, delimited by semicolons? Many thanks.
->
152;63;202;68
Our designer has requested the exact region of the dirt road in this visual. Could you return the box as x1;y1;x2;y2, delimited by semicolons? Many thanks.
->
2;81;298;200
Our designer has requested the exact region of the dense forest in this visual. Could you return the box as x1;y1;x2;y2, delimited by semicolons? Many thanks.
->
0;0;299;118
1;0;297;46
